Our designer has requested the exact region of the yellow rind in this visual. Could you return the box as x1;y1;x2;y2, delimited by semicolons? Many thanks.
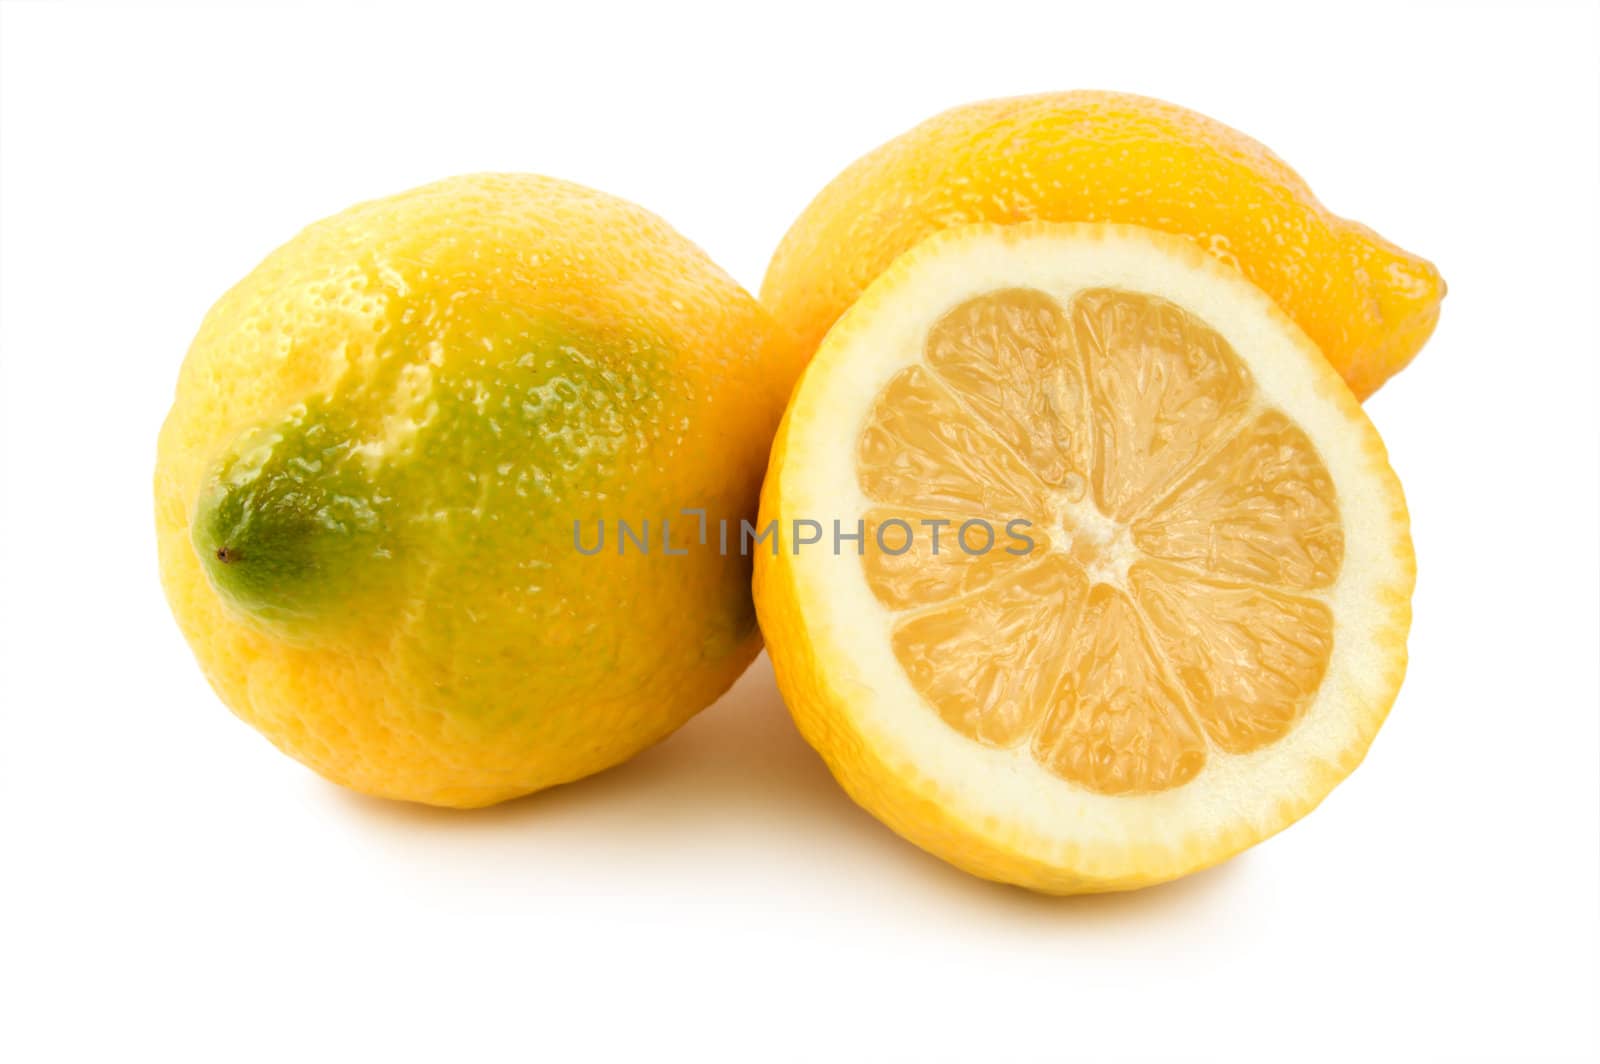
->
761;90;1445;401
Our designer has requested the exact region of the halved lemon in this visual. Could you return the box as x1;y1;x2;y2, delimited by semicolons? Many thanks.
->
754;223;1414;893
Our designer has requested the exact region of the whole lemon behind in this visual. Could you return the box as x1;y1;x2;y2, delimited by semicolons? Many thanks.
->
763;91;1444;399
156;174;790;807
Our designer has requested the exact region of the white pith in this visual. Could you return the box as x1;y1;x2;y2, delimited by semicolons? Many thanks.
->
1049;485;1136;591
774;225;1412;880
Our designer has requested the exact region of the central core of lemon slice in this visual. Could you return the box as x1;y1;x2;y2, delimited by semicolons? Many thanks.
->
855;287;1343;797
1051;485;1136;589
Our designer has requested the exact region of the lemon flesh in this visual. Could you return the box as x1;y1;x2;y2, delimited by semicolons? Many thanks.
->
755;223;1413;892
861;288;1340;795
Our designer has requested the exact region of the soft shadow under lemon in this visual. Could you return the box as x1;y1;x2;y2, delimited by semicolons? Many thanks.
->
331;651;1252;919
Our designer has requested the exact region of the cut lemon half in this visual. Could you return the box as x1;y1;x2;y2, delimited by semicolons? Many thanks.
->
754;223;1413;893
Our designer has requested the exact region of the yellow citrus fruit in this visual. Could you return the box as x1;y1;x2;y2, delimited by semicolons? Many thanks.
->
156;174;790;808
754;223;1414;892
763;91;1444;400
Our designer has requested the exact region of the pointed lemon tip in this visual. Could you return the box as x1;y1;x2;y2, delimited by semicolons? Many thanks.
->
1337;229;1445;398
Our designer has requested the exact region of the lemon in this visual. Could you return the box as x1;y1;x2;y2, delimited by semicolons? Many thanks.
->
754;223;1413;892
763;91;1444;400
157;174;790;808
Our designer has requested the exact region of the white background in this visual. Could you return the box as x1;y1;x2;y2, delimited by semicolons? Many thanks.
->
3;2;1597;1060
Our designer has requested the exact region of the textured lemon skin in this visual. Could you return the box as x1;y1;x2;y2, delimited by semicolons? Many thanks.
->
157;174;789;808
762;91;1444;400
753;224;1415;893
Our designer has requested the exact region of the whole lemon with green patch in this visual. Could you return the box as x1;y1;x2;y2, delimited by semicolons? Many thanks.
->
157;174;791;807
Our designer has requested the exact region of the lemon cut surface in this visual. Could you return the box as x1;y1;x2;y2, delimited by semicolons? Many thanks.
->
755;223;1413;892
